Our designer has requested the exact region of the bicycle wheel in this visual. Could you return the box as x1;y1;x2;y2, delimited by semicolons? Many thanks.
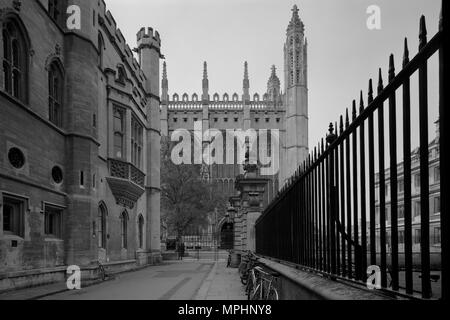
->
267;287;279;300
250;284;261;300
246;281;253;300
238;262;247;276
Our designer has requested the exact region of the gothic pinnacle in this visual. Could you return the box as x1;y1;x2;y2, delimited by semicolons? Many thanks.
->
244;61;249;80
243;61;249;91
287;4;304;33
203;61;208;80
162;61;167;81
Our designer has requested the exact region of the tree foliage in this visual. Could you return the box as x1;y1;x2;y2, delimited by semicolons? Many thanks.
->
160;137;227;238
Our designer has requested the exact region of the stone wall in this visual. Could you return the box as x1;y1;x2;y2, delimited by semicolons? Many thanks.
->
0;0;161;291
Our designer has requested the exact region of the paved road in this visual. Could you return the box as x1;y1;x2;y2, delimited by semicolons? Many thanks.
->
41;261;214;300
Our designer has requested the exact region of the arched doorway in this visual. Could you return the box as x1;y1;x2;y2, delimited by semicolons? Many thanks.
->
220;222;234;250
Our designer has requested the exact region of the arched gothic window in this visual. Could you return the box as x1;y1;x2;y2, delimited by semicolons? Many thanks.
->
3;19;28;102
98;204;107;249
48;62;63;127
98;33;105;69
120;211;128;249
138;215;144;249
117;65;126;84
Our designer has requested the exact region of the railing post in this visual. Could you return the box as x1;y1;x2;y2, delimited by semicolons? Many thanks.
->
327;124;338;276
418;15;431;299
440;0;449;300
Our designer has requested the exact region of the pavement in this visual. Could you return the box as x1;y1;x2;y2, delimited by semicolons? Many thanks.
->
194;261;247;300
0;260;246;300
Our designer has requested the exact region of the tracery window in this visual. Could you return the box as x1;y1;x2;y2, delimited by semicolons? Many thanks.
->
3;19;28;102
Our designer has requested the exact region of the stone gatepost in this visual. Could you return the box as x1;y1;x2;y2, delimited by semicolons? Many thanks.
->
228;195;241;251
234;165;267;253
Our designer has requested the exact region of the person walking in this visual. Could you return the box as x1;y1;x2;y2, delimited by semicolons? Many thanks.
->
180;242;185;260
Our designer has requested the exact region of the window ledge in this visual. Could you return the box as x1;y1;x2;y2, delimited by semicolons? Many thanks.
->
44;237;63;242
1;234;24;241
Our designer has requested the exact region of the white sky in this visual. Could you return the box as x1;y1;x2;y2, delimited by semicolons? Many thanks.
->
105;0;441;150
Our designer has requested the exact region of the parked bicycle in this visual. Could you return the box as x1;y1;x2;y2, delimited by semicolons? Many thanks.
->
97;260;106;281
239;251;258;285
246;265;279;300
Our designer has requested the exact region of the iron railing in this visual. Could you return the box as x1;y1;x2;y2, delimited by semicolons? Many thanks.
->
256;9;448;299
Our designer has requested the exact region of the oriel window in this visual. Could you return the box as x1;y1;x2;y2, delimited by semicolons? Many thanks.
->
113;107;125;159
131;117;143;169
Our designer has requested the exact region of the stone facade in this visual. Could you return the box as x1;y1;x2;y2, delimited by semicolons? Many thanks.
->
0;0;161;291
161;5;309;205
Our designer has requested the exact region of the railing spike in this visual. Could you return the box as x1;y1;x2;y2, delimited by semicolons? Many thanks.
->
321;138;324;153
368;79;374;103
360;91;364;114
377;68;384;94
345;109;350;128
335;121;338;137
419;15;427;49
340;115;344;134
389;54;395;82
314;147;317;161
352;100;357;121
403;38;410;68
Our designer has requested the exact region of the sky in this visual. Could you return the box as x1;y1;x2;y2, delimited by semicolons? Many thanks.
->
105;0;441;150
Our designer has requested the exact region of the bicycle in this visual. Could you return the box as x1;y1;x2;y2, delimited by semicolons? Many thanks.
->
246;265;279;300
239;251;258;285
97;260;106;281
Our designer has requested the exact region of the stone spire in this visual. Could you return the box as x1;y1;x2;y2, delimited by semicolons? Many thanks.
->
287;4;304;34
202;61;209;102
243;61;250;102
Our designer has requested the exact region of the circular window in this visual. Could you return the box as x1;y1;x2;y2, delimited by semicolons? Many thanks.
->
52;166;63;184
8;148;25;169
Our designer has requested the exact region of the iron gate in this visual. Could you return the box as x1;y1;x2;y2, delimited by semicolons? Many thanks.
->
180;230;234;261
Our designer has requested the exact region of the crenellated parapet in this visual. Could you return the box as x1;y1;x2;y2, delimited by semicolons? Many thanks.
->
165;93;284;111
136;27;161;51
98;0;151;87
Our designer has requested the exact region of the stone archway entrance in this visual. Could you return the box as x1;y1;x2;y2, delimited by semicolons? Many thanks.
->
220;222;234;250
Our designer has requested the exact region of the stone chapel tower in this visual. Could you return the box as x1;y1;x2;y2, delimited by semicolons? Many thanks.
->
284;5;309;182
